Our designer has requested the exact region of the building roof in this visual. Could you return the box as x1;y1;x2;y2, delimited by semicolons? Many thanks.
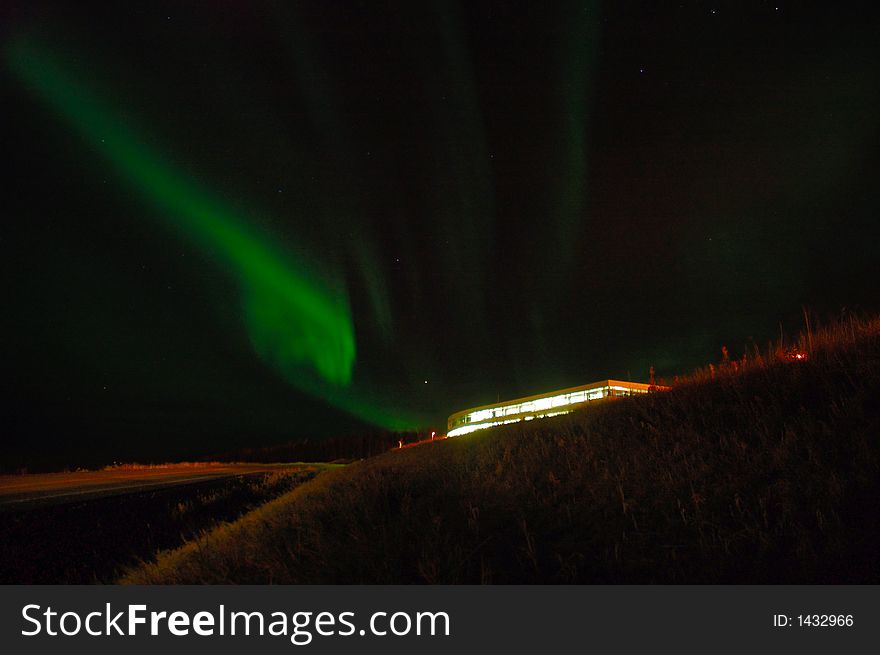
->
447;379;655;424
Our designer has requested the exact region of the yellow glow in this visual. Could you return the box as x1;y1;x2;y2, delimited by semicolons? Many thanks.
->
446;379;663;437
447;417;525;437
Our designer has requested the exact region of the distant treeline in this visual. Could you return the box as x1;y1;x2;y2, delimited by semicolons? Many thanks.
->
202;430;424;464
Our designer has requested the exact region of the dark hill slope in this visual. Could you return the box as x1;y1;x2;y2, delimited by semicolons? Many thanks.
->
124;319;880;583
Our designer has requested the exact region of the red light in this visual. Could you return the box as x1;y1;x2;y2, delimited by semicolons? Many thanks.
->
784;350;808;362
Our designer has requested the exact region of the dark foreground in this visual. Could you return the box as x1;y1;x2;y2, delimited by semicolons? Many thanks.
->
126;317;880;583
0;464;326;583
0;463;317;509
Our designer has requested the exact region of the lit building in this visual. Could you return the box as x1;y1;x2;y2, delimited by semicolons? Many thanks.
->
446;379;664;437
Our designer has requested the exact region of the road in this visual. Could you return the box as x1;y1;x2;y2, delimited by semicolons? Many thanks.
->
0;463;308;509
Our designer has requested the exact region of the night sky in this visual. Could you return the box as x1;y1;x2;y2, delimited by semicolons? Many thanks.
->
3;1;879;468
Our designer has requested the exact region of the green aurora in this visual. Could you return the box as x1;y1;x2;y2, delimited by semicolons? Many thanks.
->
4;2;877;470
6;36;417;430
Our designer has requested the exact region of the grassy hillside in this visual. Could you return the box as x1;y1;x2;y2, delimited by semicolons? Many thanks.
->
122;316;880;583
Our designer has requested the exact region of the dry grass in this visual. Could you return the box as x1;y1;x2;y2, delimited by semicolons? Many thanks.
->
101;461;226;471
122;314;880;584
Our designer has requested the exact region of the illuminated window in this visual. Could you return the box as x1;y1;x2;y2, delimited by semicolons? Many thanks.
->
447;380;663;437
534;398;552;411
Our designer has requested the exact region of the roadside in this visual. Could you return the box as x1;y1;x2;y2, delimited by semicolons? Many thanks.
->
0;463;336;583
